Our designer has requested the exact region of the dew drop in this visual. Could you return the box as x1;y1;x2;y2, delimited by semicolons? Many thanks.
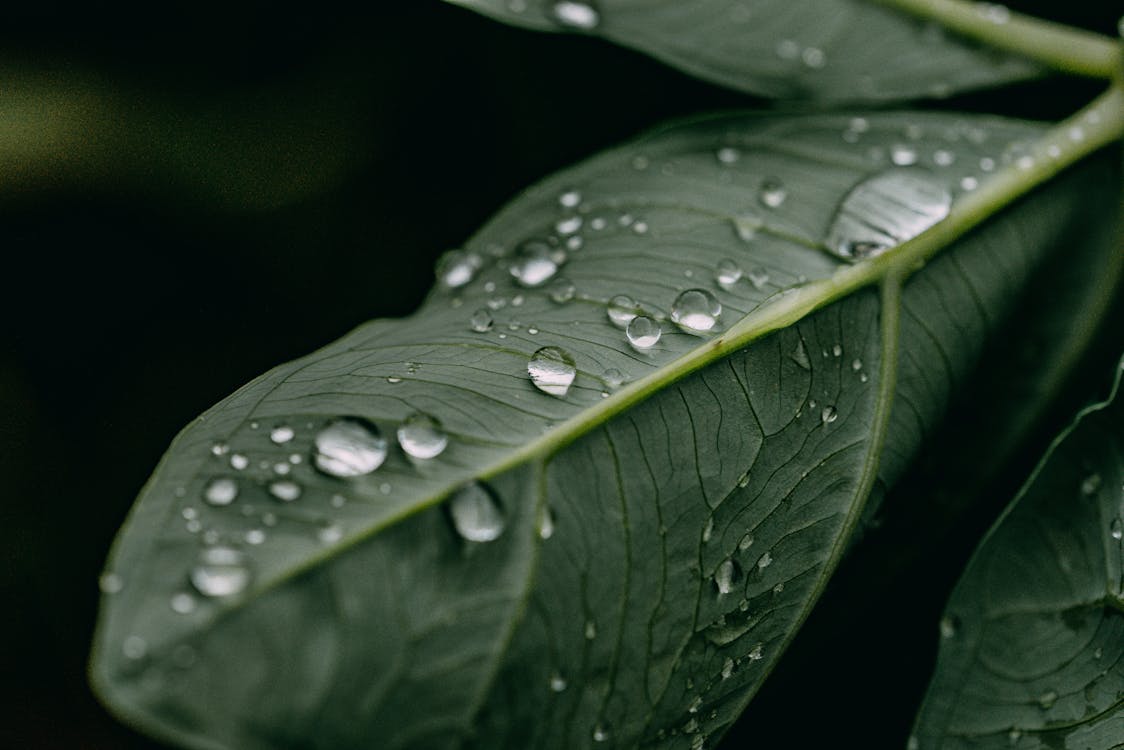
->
528;346;577;397
714;558;742;595
907;737;920;750
671;289;722;332
602;368;626;390
960;176;979;191
470;308;493;333
548;277;576;303
313;418;387;477
555;215;583;236
437;249;481;289
592;723;610;743
245;528;266;545
607;295;638;327
539;507;556;540
210;442;229;457
739;533;754;550
821;405;838;425
826;169;952;260
626;316;662;350
734;213;763;241
716;259;743;289
317;523;343;545
448;482;505;542
269;425;295;444
551;0;600;30
397;412;448;460
510;239;560;288
801;46;826;69
758;178;787;208
269;479;302;503
203;477;238;507
549;671;568;692
190;546;251;597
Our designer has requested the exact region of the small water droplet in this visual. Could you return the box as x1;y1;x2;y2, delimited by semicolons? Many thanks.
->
758;178;787;208
1037;690;1058;710
539;507;555;540
559;189;582;208
313;418;387;477
960;176;979;191
826;169;952;260
1110;518;1122;541
739;533;754;550
626;316;662;350
715;558;742;595
397;412;448;460
245;528;266;545
548;277;576;303
671;289;722;333
721;657;735;679
977;3;1010;24
939;615;959;639
907;736;920;750
229;453;249;470
757;551;773;570
585;620;597;639
448;482;505;542
1080;473;1101;496
716;147;740;164
317;523;343;545
123;635;147;660
549;671;568;691
607;295;638;327
269;425;295;444
470;308;494;333
203;477;238;507
775;38;799;59
821;405;838;425
99;572;123;594
790;340;811;370
592;723;610;742
268;479;301;502
170;591;197;614
980;157;996;171
528;346;577;397
801;46;825;69
210;442;229;457
733;213;763;242
555;215;583;236
437;249;481;289
1007;728;1022;745
716;259;743;289
602;368;626;390
190;546;251;597
510;239;561;288
551;0;600;30
890;144;918;166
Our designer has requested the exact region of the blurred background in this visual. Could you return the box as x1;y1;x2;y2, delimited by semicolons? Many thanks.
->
0;2;1120;747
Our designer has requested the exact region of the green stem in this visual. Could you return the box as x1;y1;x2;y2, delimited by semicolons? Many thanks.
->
876;0;1122;79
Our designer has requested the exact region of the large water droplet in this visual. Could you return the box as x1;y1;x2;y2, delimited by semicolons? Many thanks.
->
190;546;251;597
510;240;560;287
551;1;600;30
528;346;577;397
470;308;493;333
313;418;388;477
626;316;662;350
671;289;722;332
826;169;952;260
397;412;448;459
607;294;638;327
203;477;239;507
714;558;742;595
716;259;743;289
448;482;505;542
437;249;481;289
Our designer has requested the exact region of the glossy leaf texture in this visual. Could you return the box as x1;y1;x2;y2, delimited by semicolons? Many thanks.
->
911;356;1124;749
443;0;1042;101
90;110;1119;750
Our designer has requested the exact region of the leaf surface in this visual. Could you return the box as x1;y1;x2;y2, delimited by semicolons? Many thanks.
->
443;0;1042;101
912;356;1124;749
90;110;1118;749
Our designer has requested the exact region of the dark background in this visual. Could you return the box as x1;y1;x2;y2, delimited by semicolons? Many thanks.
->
1;2;1121;748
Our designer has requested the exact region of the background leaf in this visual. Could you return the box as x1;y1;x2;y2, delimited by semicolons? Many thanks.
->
90;108;1119;750
911;354;1124;749
443;0;1042;101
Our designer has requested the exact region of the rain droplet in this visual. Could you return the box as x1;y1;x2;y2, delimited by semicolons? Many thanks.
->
551;0;600;30
313;418;388;477
716;259;743;289
190;546;251;597
607;294;638;327
448;482;505;542
932;149;955;166
626;316;662;350
269;425;295;444
801;47;826;69
714;559;742;595
203;477;238;507
549;671;568;691
734;213;763;241
548;277;576;303
826;169;952;260
470;308;493;333
528;346;577;397
960;176;979;191
397;412;448;459
671;289;722;333
851;358;863;371
510;240;560;288
832;343;843;357
758;178;787;208
269;479;302;502
437;249;481;289
821;405;838;424
739;533;754;550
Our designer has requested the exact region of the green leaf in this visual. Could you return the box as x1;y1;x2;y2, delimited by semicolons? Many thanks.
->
443;0;1042;101
911;354;1124;749
90;110;1118;750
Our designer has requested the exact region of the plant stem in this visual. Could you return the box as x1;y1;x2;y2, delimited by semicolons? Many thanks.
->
876;0;1122;79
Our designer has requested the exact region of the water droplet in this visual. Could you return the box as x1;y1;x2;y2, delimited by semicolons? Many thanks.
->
592;723;610;742
1110;518;1122;541
245;528;266;545
229;453;249;471
739;533;754;550
607;294;638;327
190;546;251;597
585;620;597;639
907;737;920;750
960;176;979;191
549;671;568;691
555;215;583;236
268;480;301;502
775;38;799;59
1037;690;1058;710
269;425;294;444
757;551;773;570
747;267;770;290
714;558;742;595
448;482;505;542
313;418;387;477
933;149;955;166
977;3;1010;24
528;346;577;397
1080;473;1101;496
99;572;123;594
851;358;863;372
210;442;229;457
317;523;343;544
790;340;811;370
748;643;764;661
470;308;493;333
510;240;560;288
801;46;826;69
170;592;197;614
551;0;600;30
831;343;843;357
980;157;996;172
203;477;238;507
716;259;743;289
397;412;448;460
716;147;740;164
559;189;582;208
826;169;952;260
890;144;918;166
539;507;556;540
548;277;576;303
123;635;147;660
671;289;722;333
939;615;959;639
758;178;787;208
734;213;763;241
437;249;481;289
626;316;662;350
722;657;735;679
821;405;838;424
